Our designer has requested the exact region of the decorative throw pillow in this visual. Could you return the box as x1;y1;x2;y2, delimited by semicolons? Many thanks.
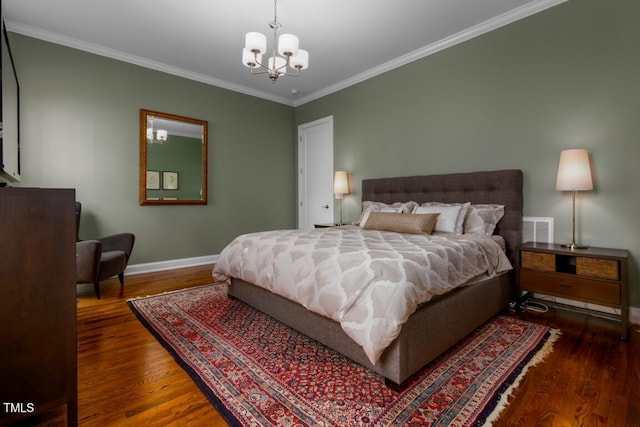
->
412;202;470;234
353;201;418;226
363;212;439;235
463;204;505;235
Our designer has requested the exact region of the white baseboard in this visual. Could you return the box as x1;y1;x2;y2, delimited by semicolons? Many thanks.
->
125;254;218;276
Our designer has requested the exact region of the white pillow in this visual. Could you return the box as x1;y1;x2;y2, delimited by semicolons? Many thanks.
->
412;202;470;234
463;204;505;235
359;207;402;227
353;201;418;226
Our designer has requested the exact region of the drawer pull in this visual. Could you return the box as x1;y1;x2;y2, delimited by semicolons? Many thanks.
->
559;283;572;288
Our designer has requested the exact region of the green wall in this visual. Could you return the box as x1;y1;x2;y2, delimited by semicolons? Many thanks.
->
11;35;296;264
295;0;640;307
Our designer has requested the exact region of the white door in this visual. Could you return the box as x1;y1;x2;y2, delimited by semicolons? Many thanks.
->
298;116;334;229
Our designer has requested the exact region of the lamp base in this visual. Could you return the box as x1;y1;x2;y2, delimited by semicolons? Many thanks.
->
560;242;590;250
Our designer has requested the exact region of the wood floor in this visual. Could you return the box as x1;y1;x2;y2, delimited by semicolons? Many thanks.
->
27;265;640;426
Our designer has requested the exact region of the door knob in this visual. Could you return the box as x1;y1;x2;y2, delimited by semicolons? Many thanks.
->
322;204;329;209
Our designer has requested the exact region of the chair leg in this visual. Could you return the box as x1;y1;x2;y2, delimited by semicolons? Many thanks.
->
93;281;101;299
117;272;124;289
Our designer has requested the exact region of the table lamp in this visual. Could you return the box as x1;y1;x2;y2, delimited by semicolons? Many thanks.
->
333;171;349;225
555;149;593;249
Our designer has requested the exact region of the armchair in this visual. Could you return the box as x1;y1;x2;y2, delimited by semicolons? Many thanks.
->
75;202;135;299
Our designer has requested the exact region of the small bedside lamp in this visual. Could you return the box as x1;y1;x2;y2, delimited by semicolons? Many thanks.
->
555;149;593;249
333;171;349;225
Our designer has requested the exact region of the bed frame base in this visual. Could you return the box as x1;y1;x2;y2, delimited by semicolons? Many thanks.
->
229;273;512;386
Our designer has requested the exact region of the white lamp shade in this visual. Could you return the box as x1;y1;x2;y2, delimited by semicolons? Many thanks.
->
290;49;309;70
268;56;287;74
245;32;267;54
242;48;261;67
556;149;593;191
156;129;168;141
333;171;349;195
278;33;299;57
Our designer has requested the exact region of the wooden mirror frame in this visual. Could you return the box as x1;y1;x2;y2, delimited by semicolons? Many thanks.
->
139;109;208;205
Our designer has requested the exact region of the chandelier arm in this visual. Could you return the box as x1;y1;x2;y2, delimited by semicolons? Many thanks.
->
275;55;302;77
250;51;271;73
279;68;301;77
274;55;290;74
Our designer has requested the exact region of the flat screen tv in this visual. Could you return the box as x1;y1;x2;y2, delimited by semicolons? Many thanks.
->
0;16;20;182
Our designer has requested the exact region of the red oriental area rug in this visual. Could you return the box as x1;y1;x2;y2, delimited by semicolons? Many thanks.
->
128;284;559;426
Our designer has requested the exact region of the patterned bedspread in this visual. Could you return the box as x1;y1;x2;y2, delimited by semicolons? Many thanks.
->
213;226;512;364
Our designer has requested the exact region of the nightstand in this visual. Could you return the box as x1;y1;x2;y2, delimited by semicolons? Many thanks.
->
517;242;629;340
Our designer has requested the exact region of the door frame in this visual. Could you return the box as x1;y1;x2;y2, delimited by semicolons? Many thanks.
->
297;116;334;229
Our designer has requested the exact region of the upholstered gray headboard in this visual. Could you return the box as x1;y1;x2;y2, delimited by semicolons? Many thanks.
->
361;169;523;264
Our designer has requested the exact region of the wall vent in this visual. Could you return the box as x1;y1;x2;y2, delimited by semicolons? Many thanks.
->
522;216;554;243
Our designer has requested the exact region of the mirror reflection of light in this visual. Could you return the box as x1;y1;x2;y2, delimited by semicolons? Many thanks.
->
156;129;168;142
146;117;168;144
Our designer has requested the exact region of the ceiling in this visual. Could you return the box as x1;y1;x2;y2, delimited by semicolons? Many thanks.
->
3;0;565;106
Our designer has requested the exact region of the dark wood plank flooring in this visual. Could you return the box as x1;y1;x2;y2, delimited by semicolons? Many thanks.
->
22;265;640;426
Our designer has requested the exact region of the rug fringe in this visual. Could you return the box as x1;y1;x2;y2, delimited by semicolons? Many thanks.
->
126;283;224;302
482;327;562;426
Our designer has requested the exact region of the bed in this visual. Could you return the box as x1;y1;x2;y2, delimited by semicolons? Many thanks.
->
214;169;523;388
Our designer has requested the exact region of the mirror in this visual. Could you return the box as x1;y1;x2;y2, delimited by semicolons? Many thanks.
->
139;109;208;205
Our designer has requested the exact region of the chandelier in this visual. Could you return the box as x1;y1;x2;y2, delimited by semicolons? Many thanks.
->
242;0;309;82
146;118;167;144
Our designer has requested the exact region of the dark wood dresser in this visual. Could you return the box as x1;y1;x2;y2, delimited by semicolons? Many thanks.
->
0;188;77;426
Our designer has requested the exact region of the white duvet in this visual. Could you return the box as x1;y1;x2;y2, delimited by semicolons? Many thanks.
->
213;225;512;364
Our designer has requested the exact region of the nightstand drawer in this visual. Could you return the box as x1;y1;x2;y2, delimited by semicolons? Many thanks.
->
521;251;555;271
520;269;620;305
576;257;619;280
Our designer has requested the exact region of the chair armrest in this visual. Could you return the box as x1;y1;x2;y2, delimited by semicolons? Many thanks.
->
98;233;135;260
76;240;101;284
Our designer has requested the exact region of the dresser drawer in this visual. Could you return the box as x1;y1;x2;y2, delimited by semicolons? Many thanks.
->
519;269;621;305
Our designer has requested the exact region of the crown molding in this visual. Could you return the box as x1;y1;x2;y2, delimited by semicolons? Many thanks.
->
5;20;295;106
6;0;567;108
293;0;568;106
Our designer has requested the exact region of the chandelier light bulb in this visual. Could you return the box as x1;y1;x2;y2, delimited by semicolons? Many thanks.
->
245;32;267;54
290;49;309;70
242;48;261;67
278;34;299;57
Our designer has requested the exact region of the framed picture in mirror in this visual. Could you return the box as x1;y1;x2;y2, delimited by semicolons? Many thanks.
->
146;170;160;190
162;171;178;190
